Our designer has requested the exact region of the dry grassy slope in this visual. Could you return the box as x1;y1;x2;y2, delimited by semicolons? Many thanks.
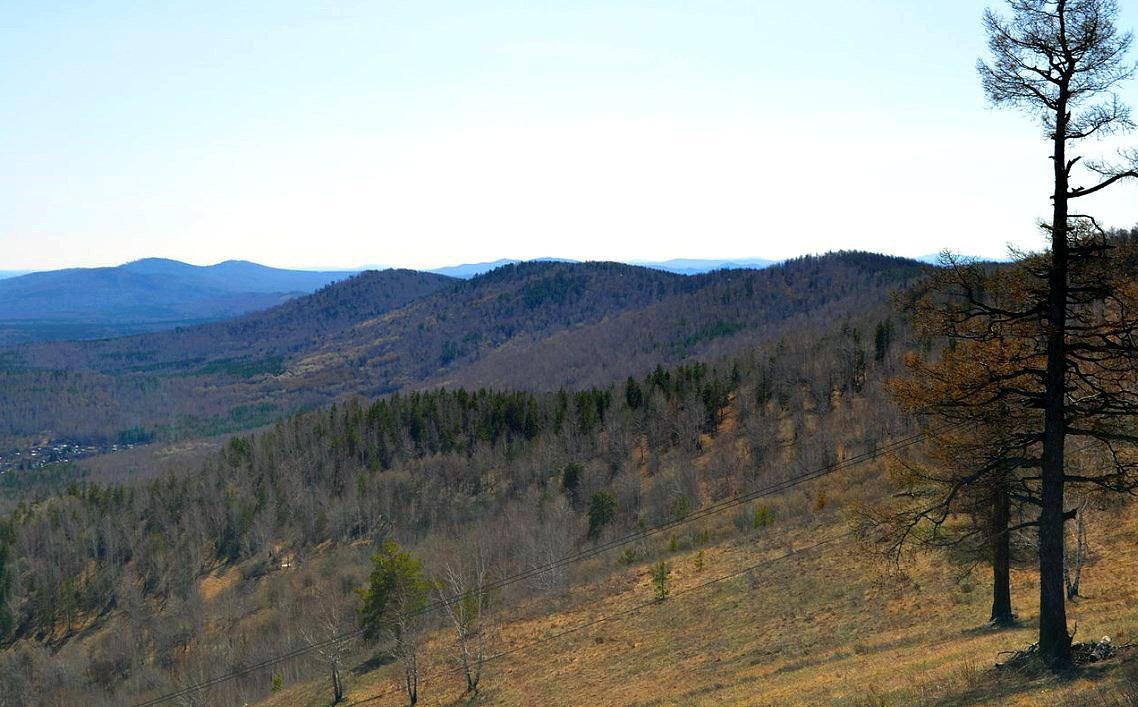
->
261;434;1138;706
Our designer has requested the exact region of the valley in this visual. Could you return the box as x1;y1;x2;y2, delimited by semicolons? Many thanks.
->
1;245;1135;705
0;254;922;453
5;2;1138;703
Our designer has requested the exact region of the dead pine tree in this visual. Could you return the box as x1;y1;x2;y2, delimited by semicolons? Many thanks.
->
891;232;1138;660
977;0;1138;668
863;400;1037;628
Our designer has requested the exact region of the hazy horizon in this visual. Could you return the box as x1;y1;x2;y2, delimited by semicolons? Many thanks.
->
5;2;1138;270
0;249;990;276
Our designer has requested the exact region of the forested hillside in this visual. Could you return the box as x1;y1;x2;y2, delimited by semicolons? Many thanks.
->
430;252;921;390
1;245;1134;705
10;0;1138;703
0;253;927;449
0;286;908;704
0;269;455;447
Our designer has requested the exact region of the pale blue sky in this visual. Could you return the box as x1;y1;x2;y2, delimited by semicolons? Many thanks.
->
4;1;1138;270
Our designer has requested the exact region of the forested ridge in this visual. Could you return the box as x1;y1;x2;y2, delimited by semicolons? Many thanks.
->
8;0;1138;703
0;253;927;450
0;240;1134;705
0;285;906;703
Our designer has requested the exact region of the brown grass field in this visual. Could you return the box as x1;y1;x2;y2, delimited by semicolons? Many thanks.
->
259;459;1138;707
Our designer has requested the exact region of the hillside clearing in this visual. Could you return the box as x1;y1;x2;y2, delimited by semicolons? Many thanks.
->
262;480;1138;706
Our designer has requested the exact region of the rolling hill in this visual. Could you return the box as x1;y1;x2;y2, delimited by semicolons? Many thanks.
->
630;257;777;274
5;248;1137;706
0;256;779;344
0;258;358;344
0;252;926;448
6;265;1136;706
426;258;523;278
427;257;777;279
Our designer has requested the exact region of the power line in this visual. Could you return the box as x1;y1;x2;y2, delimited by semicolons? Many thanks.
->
346;530;855;705
136;425;944;705
352;451;1077;707
353;443;1102;707
136;423;955;705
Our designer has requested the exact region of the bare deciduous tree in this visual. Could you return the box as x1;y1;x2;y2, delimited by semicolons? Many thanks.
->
436;543;493;695
1064;497;1089;599
389;584;428;706
298;588;355;704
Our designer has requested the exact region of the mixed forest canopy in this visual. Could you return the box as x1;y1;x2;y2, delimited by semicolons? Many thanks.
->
1;244;1137;703
0;300;907;703
5;1;1138;703
0;252;924;450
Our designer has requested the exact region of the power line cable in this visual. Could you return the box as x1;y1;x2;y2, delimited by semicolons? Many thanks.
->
348;428;1106;705
136;422;959;705
346;529;855;705
348;461;1079;707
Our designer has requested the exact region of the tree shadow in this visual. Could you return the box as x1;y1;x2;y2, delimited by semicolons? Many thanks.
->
351;650;395;676
936;646;1138;706
958;615;1037;637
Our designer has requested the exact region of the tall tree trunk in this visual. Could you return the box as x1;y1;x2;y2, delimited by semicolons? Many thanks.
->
1038;96;1072;669
332;663;343;704
406;667;418;706
990;479;1015;626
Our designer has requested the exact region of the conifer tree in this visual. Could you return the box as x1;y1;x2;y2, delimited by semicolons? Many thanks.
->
979;0;1138;666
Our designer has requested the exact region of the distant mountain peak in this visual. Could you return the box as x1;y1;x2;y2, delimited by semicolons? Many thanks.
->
121;257;189;268
428;256;776;279
427;259;520;279
0;259;361;344
631;257;777;275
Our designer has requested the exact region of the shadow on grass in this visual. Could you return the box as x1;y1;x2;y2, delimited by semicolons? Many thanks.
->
351;650;395;676
957;615;1037;636
655;619;1074;706
935;646;1138;706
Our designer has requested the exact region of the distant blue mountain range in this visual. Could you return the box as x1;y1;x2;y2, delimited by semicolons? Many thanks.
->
427;259;523;278
630;257;777;275
427;257;777;279
0;259;357;344
425;257;578;278
914;252;1012;265
0;252;965;345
